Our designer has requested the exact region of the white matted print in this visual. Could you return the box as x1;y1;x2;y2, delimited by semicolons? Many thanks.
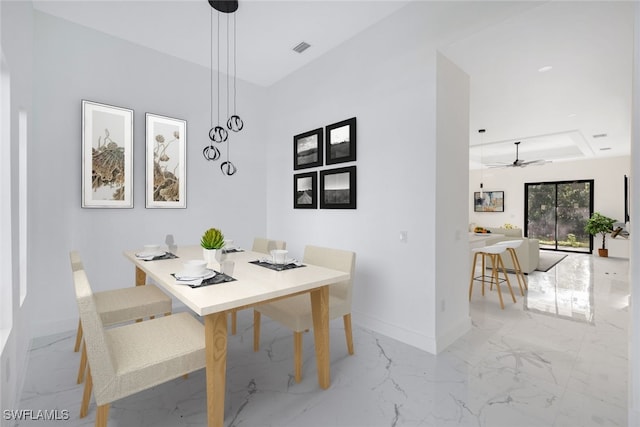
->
145;113;186;208
82;100;134;208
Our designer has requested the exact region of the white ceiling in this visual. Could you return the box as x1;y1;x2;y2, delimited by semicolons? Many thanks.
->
32;1;635;167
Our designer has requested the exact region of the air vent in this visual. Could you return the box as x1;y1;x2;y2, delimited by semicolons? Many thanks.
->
592;133;608;138
600;147;612;151
292;42;311;54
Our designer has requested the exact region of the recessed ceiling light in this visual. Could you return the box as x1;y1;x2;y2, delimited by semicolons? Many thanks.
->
292;42;311;54
538;65;553;72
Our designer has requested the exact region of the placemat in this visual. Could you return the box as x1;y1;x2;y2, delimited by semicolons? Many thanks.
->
140;252;178;261
172;271;236;288
223;248;244;254
249;260;306;271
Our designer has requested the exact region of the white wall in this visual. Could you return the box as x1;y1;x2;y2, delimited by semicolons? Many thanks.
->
28;11;268;337
628;3;640;424
264;2;473;353
435;52;471;350
0;0;33;422
469;156;630;231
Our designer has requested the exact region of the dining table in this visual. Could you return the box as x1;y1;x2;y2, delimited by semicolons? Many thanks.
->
123;245;350;427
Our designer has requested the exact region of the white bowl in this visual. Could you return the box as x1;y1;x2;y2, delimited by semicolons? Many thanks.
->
144;244;161;253
182;259;207;277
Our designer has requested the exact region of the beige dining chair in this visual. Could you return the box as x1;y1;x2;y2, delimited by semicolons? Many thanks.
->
70;252;172;384
228;237;287;335
251;237;287;254
72;265;206;427
253;245;356;383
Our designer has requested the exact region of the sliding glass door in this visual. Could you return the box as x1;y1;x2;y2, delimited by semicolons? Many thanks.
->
525;180;593;253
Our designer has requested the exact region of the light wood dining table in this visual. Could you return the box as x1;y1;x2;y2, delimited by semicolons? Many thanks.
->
124;245;350;427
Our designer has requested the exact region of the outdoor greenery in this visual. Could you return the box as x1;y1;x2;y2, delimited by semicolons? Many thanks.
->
527;182;591;248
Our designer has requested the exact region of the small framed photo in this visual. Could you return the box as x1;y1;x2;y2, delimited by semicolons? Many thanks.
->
325;117;356;165
294;128;323;170
294;171;317;209
320;166;356;209
474;191;504;212
82;100;134;208
145;113;187;208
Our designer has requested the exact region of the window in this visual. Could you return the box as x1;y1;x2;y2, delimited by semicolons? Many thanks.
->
1;50;13;347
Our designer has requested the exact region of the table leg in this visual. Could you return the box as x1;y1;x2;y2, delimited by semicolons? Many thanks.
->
135;266;146;286
310;285;330;389
205;312;228;427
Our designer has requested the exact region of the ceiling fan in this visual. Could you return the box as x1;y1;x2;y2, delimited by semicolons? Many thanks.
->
487;141;548;168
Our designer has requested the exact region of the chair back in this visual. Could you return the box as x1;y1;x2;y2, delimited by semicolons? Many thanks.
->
70;250;84;272
303;245;356;307
70;253;116;400
252;237;286;254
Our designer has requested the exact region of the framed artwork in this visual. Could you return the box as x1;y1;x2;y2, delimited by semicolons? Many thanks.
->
325;117;356;165
294;171;317;209
81;100;134;208
145;113;187;208
320;166;356;209
294;128;323;170
474;191;504;212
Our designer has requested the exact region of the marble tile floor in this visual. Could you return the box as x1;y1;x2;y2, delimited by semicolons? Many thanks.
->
15;253;629;427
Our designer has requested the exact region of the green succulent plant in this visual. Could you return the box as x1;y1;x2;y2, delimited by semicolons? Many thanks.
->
201;227;225;249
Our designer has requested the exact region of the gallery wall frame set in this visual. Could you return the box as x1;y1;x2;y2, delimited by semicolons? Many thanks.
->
81;100;187;209
293;117;357;209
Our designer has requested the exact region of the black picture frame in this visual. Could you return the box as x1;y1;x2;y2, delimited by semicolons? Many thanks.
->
474;191;504;212
294;128;323;170
320;166;356;209
325;117;356;165
294;172;317;209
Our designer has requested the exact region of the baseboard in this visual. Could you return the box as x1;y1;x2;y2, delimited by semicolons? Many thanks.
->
354;311;438;354
436;316;472;353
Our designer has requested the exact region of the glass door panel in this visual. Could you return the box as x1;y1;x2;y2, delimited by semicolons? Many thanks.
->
525;180;593;253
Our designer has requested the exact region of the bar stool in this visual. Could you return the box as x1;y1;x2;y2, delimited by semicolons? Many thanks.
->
469;245;516;309
494;240;527;295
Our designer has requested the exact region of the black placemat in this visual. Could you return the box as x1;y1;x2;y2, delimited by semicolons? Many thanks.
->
249;260;306;271
139;252;178;261
223;248;244;254
172;271;236;288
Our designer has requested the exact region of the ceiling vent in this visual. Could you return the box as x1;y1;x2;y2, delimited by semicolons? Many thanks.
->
292;42;311;54
592;133;608;138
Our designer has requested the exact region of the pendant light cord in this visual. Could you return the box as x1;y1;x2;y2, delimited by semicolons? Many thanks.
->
233;13;237;115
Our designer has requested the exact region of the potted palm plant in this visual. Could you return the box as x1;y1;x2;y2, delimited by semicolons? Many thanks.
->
201;227;225;265
584;212;617;257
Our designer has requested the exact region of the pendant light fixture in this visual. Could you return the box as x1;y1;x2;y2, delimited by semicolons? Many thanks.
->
204;0;243;176
478;129;486;197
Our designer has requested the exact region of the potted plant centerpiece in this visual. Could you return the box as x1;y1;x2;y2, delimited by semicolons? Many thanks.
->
201;227;225;266
584;212;617;257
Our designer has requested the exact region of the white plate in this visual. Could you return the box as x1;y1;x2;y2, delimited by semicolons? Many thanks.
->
473;232;492;236
136;250;166;258
175;268;216;281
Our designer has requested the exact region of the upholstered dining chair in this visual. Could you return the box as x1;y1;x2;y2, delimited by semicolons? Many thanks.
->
228;238;287;335
253;245;356;383
71;263;205;427
70;252;173;384
251;237;287;254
